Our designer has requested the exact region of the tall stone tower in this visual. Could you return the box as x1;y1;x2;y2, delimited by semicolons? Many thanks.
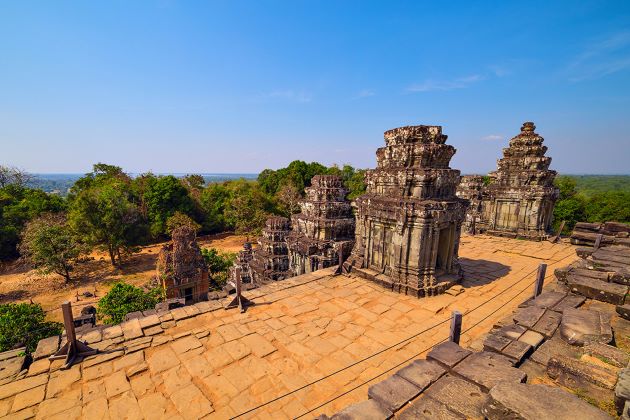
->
456;175;485;233
478;122;558;239
345;125;468;297
228;242;254;285
250;216;292;284
286;175;355;275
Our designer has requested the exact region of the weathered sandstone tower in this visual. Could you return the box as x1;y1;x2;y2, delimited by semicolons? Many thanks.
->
228;242;254;285
250;216;291;284
456;175;485;233
345;125;468;297
286;175;355;275
478;122;558;239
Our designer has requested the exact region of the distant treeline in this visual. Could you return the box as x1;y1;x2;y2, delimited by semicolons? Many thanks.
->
0;162;365;263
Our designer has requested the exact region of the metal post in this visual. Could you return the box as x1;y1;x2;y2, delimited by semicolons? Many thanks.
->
449;311;462;344
533;263;547;297
594;234;603;250
49;301;97;369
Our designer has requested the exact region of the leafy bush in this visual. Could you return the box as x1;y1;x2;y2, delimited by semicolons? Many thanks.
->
166;211;201;235
201;248;236;287
0;303;62;352
97;282;161;324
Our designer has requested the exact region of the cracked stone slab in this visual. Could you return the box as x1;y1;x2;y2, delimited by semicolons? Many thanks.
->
482;382;611;420
398;396;465;419
552;294;586;313
525;291;567;309
367;374;421;412
331;399;392;419
483;333;512;353
33;336;59;360
547;355;618;391
121;319;143;341
513;306;546;329
584;342;630;368
426;342;471;369
559;308;612;346
531;337;583;366
452;352;526;391
496;324;527;340
395;360;445;391
424;375;487;419
500;340;532;365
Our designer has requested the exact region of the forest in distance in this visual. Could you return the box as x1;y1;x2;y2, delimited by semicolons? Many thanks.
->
1;163;629;267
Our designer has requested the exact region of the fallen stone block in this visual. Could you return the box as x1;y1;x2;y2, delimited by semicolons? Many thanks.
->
483;382;611;420
611;269;630;286
496;324;526;340
483;333;512;353
398;396;464;419
331;399;392;420
560;308;613;346
584;342;630;368
513;306;546;329
518;330;545;349
424;375;488;419
531;309;562;338
395;359;445;392
367;374;421;412
616;368;630;414
548;355;618;390
568;275;628;305
501;340;533;365
33;336;60;360
527;291;566;309
617;304;630;321
552;294;586;313
426;342;471;369
452;352;526;391
530;337;583;366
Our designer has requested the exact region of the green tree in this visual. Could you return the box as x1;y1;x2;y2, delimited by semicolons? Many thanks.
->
19;214;86;283
0;303;62;352
199;183;230;233
143;175;197;237
0;184;65;261
166;211;201;235
275;183;302;216
585;192;630;223
69;178;144;266
201;248;236;287
97;282;161;324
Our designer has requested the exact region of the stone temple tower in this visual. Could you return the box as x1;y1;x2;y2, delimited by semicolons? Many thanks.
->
250;216;292;284
345;125;468;297
478;122;558;239
286;175;355;276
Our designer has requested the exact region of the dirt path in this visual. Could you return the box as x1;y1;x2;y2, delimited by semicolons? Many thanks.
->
0;233;248;322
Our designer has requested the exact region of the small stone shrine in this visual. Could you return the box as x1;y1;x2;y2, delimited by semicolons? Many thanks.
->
456;175;485;233
156;226;209;303
250;216;292;284
286;175;355;276
345;125;468;297
477;122;558;239
228;242;254;285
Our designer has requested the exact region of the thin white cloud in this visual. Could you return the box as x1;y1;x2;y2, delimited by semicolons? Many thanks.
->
482;134;503;141
406;75;483;92
355;89;375;99
568;31;630;81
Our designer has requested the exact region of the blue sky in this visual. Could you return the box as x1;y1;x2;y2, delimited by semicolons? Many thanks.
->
1;0;629;174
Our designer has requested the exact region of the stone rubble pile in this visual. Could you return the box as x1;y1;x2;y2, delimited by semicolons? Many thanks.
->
570;221;630;247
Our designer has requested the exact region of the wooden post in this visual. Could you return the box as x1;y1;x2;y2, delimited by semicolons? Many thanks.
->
533;263;547;297
225;268;252;313
594;234;603;250
49;302;97;369
449;311;462;344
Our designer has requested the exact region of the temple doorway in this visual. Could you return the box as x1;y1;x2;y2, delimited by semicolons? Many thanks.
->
436;225;452;274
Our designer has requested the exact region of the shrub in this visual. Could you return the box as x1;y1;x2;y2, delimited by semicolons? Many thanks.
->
0;303;62;352
97;282;161;324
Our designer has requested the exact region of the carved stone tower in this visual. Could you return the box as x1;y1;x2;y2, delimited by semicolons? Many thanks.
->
229;242;254;285
478;122;558;239
456;175;485;234
286;175;355;275
345;125;468;297
250;216;291;284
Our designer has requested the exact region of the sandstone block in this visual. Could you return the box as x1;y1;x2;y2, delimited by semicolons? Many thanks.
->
568;275;628;305
531;309;562;338
584;343;630;368
483;382;611;420
33;335;59;360
426;342;471;369
513;306;546;329
548;355;618;390
121;318;144;341
560;308;613;346
452;352;526;391
367;374;421;412
398;396;464;419
331;399;392;420
395;360;445;391
424;375;488;419
518;330;545;349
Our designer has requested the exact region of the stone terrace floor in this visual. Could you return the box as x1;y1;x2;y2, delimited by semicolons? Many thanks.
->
0;235;579;419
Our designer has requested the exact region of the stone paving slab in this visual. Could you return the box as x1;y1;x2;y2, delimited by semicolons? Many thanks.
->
560;308;613;346
426;342;471;369
398;395;465;419
423;375;488;419
452;352;526;391
367;374;421;412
